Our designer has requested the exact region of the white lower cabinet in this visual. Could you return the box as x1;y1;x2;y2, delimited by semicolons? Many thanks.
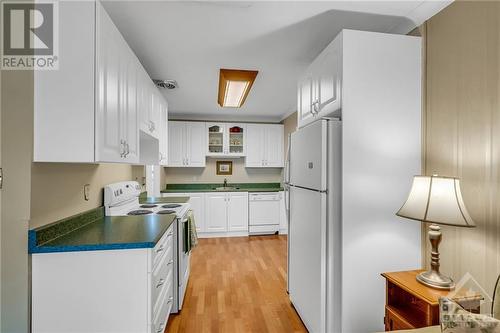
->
163;192;250;237
162;193;205;233
205;193;228;232
32;224;175;333
228;193;249;232
204;192;249;236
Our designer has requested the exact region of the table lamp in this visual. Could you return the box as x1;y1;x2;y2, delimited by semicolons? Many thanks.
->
397;175;476;290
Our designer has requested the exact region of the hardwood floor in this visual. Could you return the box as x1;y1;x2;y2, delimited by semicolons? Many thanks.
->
165;235;307;333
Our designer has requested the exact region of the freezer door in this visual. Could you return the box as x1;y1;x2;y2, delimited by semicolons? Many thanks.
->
289;120;327;191
288;186;327;333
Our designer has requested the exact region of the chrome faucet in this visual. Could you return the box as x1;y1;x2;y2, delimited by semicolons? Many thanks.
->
224;178;228;188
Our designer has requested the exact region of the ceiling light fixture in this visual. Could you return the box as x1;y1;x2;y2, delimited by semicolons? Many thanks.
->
218;69;258;108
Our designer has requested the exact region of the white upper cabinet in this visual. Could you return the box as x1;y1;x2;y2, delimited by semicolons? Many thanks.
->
167;122;184;167
158;98;168;166
185;122;206;166
245;124;284;168
34;0;167;164
167;121;206;167
264;124;284;167
297;33;342;129
206;123;246;157
95;1;138;163
34;1;95;162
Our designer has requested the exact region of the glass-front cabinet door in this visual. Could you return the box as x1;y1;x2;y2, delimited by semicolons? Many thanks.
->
207;123;224;156
206;123;246;157
226;124;245;157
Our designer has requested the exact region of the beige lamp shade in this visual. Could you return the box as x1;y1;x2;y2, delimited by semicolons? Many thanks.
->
397;175;475;228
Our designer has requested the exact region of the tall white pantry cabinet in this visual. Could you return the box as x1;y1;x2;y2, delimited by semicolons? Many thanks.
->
34;0;168;164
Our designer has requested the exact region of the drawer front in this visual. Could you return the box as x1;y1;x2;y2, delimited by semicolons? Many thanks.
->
151;245;173;311
385;306;415;331
152;280;174;333
152;224;174;270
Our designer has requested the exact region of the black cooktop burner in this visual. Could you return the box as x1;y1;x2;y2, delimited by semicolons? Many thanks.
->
127;209;153;216
162;204;181;209
157;210;176;215
140;204;158;208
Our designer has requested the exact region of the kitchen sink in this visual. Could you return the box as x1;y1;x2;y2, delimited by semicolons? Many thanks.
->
212;187;240;191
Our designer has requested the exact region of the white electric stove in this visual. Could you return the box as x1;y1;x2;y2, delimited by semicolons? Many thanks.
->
103;181;191;313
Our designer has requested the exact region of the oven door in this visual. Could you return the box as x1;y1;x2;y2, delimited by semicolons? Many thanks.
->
177;215;190;310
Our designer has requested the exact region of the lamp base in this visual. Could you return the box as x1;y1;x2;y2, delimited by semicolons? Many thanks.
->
417;270;455;290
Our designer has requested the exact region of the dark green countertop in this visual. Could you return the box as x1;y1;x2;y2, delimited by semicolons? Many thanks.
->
28;207;176;254
161;183;283;193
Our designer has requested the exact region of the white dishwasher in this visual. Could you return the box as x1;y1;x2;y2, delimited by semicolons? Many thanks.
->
248;192;281;235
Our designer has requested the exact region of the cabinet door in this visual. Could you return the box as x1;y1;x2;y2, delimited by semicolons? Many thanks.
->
206;123;225;156
95;3;125;162
167;122;185;167
227;193;248;232
297;73;314;129
205;194;228;232
317;38;341;117
123;53;139;163
185;122;206;167
138;71;152;135
159;100;168;166
226;124;246;157
245;124;264;167
188;193;205;233
264;124;284;167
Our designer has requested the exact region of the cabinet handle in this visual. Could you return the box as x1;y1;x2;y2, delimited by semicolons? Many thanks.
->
312;99;319;114
167;231;173;237
156;278;165;288
156;245;164;253
120;139;126;158
156;323;165;333
125;142;130;157
167;259;173;266
167;296;173;304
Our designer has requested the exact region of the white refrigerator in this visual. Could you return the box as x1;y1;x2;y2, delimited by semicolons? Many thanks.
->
285;117;421;333
285;119;341;333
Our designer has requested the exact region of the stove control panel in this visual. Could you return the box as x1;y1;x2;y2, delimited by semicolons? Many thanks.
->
104;181;142;207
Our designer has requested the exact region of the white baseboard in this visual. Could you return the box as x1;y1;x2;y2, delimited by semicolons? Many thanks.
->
197;231;249;238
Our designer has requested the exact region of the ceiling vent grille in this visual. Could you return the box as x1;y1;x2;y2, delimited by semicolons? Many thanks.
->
153;79;178;89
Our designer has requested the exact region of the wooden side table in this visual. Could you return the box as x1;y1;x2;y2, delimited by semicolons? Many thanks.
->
381;270;482;331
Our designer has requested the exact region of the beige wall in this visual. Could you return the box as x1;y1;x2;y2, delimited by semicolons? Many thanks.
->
161;114;298;187
30;163;144;228
162;159;282;185
424;1;500;297
1;70;32;333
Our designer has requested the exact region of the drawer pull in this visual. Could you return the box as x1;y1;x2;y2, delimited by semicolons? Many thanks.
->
156;245;164;253
156;278;165;288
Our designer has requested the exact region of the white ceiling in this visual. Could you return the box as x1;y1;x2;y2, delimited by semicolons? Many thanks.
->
103;1;451;122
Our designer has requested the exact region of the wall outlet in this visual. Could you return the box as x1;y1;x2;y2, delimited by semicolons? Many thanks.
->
83;184;90;201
